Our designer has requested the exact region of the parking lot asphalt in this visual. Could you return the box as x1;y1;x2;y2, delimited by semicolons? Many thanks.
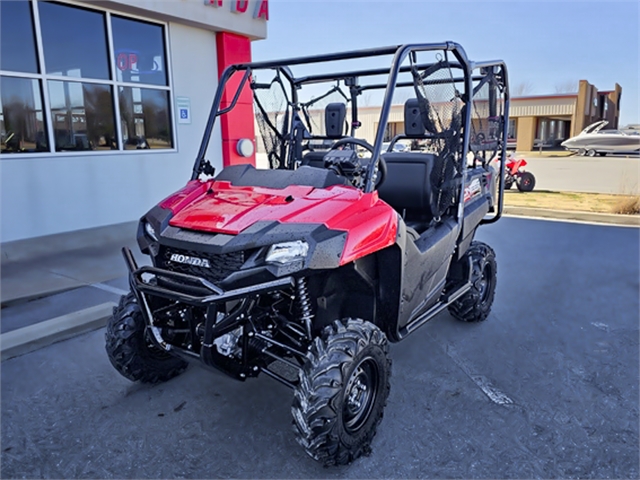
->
1;217;638;479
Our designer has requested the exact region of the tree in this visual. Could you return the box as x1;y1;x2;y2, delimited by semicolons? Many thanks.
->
512;81;535;96
554;80;578;93
360;92;374;107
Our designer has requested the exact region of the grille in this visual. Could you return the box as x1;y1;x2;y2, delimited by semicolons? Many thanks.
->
157;247;245;284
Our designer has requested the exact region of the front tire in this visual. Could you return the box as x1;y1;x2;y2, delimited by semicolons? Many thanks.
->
292;319;391;466
449;242;497;323
105;292;188;383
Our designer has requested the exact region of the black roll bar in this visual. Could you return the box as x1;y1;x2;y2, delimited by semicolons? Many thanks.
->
192;42;509;215
477;61;510;224
363;42;473;193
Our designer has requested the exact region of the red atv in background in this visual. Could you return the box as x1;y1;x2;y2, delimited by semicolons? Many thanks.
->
504;154;536;191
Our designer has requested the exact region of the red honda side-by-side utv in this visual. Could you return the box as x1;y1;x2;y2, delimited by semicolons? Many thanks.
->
105;42;510;466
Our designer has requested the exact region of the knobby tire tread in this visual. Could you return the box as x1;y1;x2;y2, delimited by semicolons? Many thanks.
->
448;241;497;323
292;318;391;466
105;292;188;384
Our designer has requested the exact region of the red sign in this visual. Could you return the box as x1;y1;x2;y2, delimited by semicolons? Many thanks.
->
205;0;269;20
117;52;138;71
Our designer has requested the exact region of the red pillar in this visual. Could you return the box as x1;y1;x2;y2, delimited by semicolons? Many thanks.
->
216;32;255;167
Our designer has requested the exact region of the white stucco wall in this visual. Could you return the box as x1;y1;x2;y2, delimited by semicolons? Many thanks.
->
0;21;223;243
102;0;267;39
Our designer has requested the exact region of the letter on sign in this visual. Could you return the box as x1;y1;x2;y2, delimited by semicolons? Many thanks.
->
232;0;249;13
204;0;268;19
254;0;268;20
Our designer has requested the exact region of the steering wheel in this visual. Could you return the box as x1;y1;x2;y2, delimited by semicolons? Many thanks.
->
329;137;387;188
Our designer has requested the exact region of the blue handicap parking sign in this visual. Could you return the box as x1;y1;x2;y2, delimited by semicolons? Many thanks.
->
180;108;188;119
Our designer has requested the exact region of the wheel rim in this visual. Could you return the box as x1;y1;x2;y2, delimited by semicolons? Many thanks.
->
343;356;379;434
477;262;494;305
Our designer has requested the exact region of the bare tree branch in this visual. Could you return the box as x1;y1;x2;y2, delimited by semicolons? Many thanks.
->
554;80;578;93
512;81;535;96
360;92;374;107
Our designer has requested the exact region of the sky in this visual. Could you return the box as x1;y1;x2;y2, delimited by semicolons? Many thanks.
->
252;0;639;126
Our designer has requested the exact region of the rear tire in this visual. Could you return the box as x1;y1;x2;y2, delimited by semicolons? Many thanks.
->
449;242;497;323
516;171;535;192
105;292;188;383
292;319;391;466
586;149;597;157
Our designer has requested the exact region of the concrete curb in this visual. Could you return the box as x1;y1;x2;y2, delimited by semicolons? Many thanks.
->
2;284;84;308
1;221;137;265
503;206;640;226
0;302;116;361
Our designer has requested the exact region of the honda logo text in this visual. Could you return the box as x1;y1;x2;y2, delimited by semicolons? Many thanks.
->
169;253;211;268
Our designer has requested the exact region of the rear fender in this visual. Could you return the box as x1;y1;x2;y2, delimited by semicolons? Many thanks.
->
457;168;491;260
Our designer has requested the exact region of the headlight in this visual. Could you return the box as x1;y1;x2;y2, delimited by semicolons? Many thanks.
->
265;240;309;264
144;221;158;242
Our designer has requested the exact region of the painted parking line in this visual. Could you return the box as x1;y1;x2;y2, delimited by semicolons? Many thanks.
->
442;342;515;406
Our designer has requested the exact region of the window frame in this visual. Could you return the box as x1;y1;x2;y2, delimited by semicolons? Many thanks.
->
0;0;177;157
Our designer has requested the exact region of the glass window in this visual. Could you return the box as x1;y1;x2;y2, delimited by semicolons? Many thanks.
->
48;81;116;151
111;16;167;86
508;118;517;139
1;1;39;73
39;2;109;80
1;76;48;153
119;87;172;149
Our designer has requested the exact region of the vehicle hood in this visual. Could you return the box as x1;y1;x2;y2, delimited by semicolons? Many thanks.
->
163;180;391;236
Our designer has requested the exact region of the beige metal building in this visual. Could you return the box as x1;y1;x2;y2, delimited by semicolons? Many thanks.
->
508;80;622;151
287;79;622;153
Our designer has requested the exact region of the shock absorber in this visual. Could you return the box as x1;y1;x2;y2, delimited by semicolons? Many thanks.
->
296;277;314;341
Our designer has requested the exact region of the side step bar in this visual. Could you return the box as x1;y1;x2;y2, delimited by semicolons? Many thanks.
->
398;282;471;339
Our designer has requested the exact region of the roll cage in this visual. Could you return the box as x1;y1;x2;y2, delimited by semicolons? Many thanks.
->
192;42;510;224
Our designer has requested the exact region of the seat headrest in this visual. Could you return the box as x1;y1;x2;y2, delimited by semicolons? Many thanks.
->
404;98;426;137
325;103;346;139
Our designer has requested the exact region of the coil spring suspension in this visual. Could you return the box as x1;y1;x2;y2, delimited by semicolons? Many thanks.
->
296;278;314;340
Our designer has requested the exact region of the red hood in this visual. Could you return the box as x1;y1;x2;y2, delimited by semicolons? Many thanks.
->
167;181;373;234
160;180;398;265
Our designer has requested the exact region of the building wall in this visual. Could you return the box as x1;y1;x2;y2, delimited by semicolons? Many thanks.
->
515;117;537;152
100;0;267;38
1;12;222;242
510;96;576;118
571;80;622;136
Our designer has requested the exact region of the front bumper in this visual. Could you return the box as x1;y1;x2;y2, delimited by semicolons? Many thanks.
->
123;247;294;307
122;247;297;381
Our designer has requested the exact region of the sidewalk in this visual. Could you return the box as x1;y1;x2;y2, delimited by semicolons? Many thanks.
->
1;238;146;306
0;234;148;359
